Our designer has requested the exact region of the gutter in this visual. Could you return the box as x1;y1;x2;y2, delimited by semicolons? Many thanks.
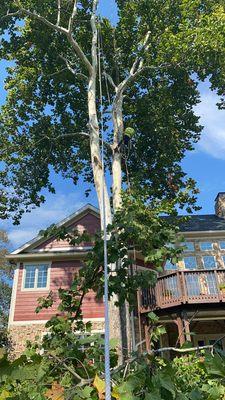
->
6;251;90;262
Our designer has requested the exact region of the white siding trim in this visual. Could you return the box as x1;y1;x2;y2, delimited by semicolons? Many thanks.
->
9;317;105;327
9;320;48;326
8;264;19;328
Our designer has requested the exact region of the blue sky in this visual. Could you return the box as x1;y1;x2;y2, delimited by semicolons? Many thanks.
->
1;1;225;250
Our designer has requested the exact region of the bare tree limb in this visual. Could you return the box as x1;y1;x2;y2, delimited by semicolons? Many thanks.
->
103;72;116;90
154;345;214;354
90;0;98;72
4;2;93;74
66;34;93;75
59;55;88;81
33;131;112;152
49;353;91;384
14;4;68;34
55;132;91;140
68;0;78;32
130;31;151;76
46;68;68;78
57;0;61;26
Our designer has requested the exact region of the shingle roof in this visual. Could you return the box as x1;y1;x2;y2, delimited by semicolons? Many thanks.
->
179;214;225;232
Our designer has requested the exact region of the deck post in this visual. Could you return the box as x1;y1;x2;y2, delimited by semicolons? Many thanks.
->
182;311;191;342
176;315;185;346
144;318;151;353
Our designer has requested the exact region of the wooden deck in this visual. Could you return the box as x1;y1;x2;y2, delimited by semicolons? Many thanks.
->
139;269;225;313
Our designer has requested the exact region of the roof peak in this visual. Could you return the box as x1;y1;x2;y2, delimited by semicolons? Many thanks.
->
11;203;99;256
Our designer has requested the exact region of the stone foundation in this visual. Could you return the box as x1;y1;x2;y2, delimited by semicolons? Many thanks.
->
9;324;46;358
9;319;105;358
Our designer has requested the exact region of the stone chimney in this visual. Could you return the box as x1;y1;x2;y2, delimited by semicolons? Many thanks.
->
215;193;225;218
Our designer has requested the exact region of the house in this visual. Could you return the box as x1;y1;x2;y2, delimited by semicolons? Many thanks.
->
7;193;225;356
7;204;105;356
140;192;225;351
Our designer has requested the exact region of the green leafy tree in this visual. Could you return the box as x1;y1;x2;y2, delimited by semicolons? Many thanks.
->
0;0;224;348
0;230;12;347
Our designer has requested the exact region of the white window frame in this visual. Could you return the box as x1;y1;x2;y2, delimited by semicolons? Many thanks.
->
22;262;51;291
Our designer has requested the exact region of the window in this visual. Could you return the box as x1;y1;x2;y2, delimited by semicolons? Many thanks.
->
183;256;197;270
200;242;213;251
183;242;194;252
203;256;216;269
165;260;177;270
220;241;225;250
23;264;49;290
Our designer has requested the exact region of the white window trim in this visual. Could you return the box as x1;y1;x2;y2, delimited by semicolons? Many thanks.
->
22;261;51;291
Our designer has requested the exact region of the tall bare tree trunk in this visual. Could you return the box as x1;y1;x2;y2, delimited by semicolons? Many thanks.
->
111;93;131;360
87;1;125;361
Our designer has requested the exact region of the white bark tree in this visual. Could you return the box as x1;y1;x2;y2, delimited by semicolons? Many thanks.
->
4;0;153;356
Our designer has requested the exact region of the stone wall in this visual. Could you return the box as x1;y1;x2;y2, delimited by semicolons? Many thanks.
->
9;324;46;358
9;319;105;358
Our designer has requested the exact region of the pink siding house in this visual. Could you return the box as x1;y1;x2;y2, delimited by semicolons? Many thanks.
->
7;204;105;356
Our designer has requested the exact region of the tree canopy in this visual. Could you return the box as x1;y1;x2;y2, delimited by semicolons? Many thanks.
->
0;0;224;223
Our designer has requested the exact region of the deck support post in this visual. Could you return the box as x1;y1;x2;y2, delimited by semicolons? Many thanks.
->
182;311;191;342
176;315;186;346
144;318;151;353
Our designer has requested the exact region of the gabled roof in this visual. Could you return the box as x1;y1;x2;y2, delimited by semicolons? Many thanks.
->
11;204;100;255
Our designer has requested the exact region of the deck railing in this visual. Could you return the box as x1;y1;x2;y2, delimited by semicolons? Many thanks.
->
140;269;225;312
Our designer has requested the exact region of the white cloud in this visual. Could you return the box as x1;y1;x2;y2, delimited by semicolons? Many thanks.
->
5;192;86;250
196;91;225;159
